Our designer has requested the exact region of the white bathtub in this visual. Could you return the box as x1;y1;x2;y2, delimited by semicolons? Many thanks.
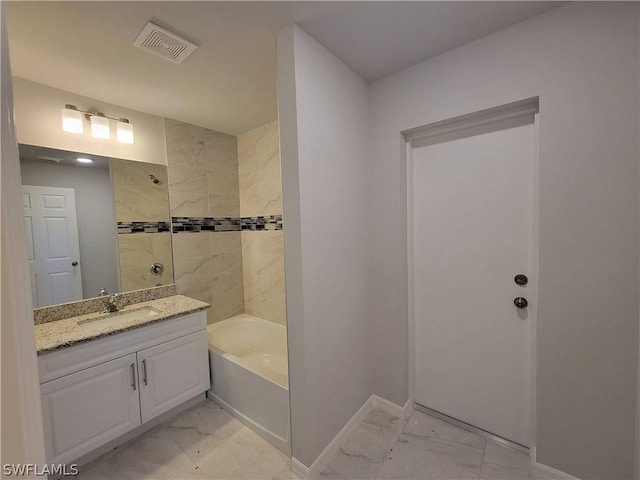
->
206;314;290;455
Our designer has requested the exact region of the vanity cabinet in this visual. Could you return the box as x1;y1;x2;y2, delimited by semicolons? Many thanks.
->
38;310;209;465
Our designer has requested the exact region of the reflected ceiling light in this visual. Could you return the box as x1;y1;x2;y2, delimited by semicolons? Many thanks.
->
116;118;134;144
60;104;134;144
76;157;93;164
61;104;83;134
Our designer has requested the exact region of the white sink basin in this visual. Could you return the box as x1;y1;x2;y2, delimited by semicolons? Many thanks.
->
77;307;161;328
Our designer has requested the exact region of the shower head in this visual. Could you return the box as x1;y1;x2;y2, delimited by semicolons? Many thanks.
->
149;174;160;184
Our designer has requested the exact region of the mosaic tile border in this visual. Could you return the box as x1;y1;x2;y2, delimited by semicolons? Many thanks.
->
172;217;241;232
241;215;283;231
117;222;171;234
172;215;283;233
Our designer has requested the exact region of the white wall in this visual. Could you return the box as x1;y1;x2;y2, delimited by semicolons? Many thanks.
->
12;78;167;165
277;25;373;467
0;3;47;470
20;161;119;299
369;3;639;478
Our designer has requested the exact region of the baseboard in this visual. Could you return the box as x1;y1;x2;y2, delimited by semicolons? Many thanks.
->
531;448;580;480
372;395;413;419
292;394;413;479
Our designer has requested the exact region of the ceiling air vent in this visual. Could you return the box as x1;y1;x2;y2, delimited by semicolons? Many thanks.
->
133;21;198;64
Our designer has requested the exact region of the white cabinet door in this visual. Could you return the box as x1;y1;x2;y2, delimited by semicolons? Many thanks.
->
41;353;140;464
138;331;209;423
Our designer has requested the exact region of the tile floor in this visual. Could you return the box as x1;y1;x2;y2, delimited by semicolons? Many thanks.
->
77;400;560;480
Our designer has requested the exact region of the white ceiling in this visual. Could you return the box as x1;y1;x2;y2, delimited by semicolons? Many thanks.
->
6;1;561;136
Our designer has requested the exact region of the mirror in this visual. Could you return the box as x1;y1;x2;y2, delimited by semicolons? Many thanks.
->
19;144;174;308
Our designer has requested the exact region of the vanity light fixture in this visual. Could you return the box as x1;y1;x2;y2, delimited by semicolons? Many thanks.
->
61;104;134;144
116;118;134;144
90;113;110;139
61;104;84;134
76;157;93;164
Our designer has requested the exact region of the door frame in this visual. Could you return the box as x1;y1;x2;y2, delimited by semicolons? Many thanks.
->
404;98;540;456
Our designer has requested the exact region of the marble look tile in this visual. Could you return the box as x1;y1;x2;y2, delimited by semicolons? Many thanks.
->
206;130;240;217
169;191;209;218
272;465;299;479
117;233;174;292
403;411;486;449
77;424;198;479
322;408;404;480
111;159;171;223
166;118;208;195
210;232;244;322
172;232;211;259
195;426;289;479
377;412;485;480
174;255;215;306
318;466;348;480
164;401;243;463
481;441;558;480
242;231;286;324
238;120;282;217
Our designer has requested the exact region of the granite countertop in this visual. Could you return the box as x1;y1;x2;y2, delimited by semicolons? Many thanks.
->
35;295;210;354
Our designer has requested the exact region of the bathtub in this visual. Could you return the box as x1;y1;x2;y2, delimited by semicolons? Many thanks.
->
206;314;290;455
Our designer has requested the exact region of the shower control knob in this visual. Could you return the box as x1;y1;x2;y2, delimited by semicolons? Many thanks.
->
514;297;528;309
514;274;528;286
150;263;164;275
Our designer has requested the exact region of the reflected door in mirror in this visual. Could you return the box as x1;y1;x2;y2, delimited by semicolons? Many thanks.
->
22;185;83;307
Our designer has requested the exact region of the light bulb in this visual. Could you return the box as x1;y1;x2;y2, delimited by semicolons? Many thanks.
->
61;105;83;134
116;118;134;144
90;113;110;139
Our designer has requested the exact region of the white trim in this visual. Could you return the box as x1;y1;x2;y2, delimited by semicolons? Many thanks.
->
291;394;412;479
371;395;413;420
406;140;415;407
404;97;539;144
533;459;581;480
0;3;47;469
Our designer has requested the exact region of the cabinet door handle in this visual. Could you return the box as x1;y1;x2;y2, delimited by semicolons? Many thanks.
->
142;359;148;386
130;363;137;391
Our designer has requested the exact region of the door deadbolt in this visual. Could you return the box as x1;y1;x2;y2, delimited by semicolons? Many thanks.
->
514;297;528;309
514;274;528;286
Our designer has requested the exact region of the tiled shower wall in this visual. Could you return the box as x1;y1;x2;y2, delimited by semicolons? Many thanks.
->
238;121;286;325
111;159;173;291
166;118;244;323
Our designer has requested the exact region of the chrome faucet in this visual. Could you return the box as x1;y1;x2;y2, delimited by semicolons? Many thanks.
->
105;293;120;313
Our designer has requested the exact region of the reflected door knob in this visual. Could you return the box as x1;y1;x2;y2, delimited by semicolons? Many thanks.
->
71;261;78;267
514;297;528;309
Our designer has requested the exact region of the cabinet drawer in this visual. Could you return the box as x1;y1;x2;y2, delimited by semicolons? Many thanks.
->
41;353;141;465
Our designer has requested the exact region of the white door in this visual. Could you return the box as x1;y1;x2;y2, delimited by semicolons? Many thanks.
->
413;121;535;447
22;185;83;307
138;331;210;423
40;353;141;464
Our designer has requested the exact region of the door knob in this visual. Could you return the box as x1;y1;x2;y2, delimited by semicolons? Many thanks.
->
71;261;78;267
514;274;528;286
514;297;528;309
